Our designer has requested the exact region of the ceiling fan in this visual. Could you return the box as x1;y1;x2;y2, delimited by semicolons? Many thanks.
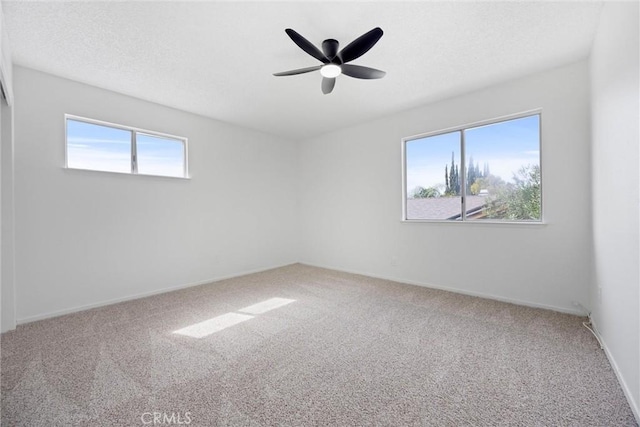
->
273;27;386;94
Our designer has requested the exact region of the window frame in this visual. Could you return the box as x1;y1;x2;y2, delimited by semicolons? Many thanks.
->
401;109;543;224
64;114;189;179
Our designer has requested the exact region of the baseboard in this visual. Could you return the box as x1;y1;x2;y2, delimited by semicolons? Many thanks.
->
18;261;585;325
15;262;297;326
299;261;585;316
590;319;640;424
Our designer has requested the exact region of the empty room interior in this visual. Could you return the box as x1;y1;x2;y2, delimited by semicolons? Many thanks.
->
0;1;638;426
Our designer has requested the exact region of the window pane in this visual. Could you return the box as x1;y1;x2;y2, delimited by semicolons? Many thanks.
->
464;115;541;221
405;131;462;220
136;133;185;178
66;119;132;173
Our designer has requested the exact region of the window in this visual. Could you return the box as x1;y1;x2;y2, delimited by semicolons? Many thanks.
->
65;115;188;178
403;113;541;222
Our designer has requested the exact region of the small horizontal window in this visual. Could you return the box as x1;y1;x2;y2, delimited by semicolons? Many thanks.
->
403;113;541;222
65;115;188;178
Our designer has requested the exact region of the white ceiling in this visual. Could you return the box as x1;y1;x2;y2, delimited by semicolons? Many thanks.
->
2;1;603;141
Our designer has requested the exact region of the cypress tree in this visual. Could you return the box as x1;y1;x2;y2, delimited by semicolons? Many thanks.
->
445;164;450;195
450;152;455;192
466;156;476;195
454;165;460;195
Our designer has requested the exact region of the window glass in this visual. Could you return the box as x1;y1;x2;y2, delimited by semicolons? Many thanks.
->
136;133;185;178
465;115;540;221
406;131;462;220
403;113;541;222
66;119;131;173
65;116;188;178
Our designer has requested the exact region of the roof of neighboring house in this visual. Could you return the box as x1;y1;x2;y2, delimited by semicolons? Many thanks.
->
406;195;487;220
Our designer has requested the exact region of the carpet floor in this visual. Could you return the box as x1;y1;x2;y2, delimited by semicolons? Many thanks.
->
1;264;636;426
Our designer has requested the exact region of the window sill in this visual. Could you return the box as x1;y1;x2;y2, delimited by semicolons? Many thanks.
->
63;167;191;180
401;219;546;226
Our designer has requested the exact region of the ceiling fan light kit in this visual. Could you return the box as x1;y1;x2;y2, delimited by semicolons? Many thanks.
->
274;27;386;94
320;64;342;78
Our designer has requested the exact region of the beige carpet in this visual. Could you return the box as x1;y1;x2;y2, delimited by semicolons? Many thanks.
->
1;264;636;426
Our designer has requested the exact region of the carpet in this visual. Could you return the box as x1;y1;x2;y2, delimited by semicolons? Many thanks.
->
1;264;636;426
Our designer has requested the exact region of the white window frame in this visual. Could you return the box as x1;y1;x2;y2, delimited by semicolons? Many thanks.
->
401;109;543;224
64;114;189;179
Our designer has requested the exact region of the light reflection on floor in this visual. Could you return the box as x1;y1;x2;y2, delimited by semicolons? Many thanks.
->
173;297;296;338
238;297;295;315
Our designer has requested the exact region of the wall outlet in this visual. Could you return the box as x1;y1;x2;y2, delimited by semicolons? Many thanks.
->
390;256;398;267
597;286;602;303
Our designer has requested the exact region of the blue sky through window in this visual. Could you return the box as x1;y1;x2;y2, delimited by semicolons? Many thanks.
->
406;115;539;195
67;119;131;173
137;133;185;177
66;118;186;177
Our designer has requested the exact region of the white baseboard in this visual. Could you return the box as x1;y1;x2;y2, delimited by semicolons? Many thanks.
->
299;261;585;316
15;261;585;325
15;262;296;326
590;319;640;424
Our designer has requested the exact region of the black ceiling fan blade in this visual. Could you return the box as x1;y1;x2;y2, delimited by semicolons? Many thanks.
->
273;66;322;76
285;29;329;64
341;64;386;79
338;27;383;64
321;77;336;94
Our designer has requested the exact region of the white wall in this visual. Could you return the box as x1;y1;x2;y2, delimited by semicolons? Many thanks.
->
1;99;14;332
590;1;639;418
0;0;14;334
13;66;298;323
298;60;592;314
0;77;3;336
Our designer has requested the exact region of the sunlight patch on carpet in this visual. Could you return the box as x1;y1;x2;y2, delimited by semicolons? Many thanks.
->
238;297;296;315
173;298;296;338
173;313;254;338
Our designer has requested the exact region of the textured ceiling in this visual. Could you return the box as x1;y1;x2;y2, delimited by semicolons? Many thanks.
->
2;1;603;141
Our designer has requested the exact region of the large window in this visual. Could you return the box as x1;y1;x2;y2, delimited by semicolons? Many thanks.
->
65;115;188;178
403;113;541;222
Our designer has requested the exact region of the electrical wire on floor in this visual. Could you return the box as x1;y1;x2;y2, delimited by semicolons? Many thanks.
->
582;317;604;349
573;301;604;349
